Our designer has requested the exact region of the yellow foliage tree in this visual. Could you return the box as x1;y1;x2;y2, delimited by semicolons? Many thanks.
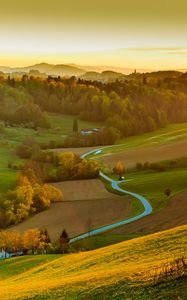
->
23;229;40;254
113;161;125;180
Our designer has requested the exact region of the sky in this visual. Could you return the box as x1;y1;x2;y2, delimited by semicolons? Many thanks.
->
0;0;187;69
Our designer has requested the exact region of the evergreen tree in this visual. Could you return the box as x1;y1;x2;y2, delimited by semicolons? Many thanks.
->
73;119;78;133
60;229;69;254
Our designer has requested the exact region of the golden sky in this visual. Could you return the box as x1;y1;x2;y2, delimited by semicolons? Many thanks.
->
0;0;187;69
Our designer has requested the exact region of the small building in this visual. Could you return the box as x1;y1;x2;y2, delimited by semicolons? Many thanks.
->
0;248;27;260
80;127;102;136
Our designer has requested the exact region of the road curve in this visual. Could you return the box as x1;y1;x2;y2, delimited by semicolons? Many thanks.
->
69;148;152;243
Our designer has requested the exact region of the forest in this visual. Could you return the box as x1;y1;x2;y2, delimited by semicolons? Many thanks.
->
0;71;186;140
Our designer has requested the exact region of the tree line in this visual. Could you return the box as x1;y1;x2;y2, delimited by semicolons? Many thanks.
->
0;228;70;258
15;74;187;136
0;72;187;140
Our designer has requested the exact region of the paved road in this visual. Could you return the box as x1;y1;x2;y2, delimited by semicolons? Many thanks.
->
70;148;152;243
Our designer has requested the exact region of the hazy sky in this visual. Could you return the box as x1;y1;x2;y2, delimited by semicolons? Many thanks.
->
0;0;187;69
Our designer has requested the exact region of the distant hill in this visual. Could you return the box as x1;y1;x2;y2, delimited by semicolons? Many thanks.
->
0;62;185;80
0;62;152;77
81;70;126;81
0;63;86;77
76;64;153;74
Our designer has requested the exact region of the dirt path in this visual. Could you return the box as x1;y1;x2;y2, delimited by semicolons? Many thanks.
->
109;191;187;235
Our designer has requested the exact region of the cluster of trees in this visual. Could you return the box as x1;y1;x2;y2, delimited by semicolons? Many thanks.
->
16;141;100;182
0;169;63;227
136;161;166;172
0;81;50;129
0;228;69;257
40;151;99;182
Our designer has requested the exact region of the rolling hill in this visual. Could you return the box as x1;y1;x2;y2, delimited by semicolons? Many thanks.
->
0;225;186;299
0;63;86;77
0;63;152;77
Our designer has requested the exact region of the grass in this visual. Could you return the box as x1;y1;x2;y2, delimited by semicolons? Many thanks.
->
120;168;187;212
48;113;103;136
71;233;143;250
88;122;187;159
0;146;20;193
0;255;60;280
0;225;186;299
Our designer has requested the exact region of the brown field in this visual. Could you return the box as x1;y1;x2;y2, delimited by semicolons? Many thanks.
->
9;179;131;241
110;191;187;235
102;139;187;168
53;139;187;169
52;179;112;201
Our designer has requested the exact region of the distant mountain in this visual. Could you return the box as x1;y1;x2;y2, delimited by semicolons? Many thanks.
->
81;70;125;81
67;63;152;74
0;63;86;77
0;62;153;77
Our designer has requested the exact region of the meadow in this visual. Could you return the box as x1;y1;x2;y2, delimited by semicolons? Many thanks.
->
0;225;186;299
103;123;187;154
120;168;187;212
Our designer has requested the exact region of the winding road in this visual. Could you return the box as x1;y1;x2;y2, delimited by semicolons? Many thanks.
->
70;148;153;243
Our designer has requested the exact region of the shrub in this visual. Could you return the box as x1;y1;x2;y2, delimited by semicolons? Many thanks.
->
164;188;171;197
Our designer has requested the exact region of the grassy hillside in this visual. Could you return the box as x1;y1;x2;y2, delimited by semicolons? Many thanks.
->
120;168;187;212
0;225;186;299
88;123;187;159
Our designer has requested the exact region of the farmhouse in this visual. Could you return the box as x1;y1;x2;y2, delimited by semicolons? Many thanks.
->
80;127;102;136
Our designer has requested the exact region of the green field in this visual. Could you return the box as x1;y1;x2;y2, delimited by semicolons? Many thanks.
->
120;168;187;211
88;123;187;159
0;225;186;299
48;113;103;136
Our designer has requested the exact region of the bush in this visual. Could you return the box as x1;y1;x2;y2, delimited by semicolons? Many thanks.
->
164;188;171;197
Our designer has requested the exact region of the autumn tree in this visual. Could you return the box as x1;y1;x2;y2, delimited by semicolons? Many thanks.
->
39;229;51;253
10;231;23;254
113;161;125;180
23;229;41;254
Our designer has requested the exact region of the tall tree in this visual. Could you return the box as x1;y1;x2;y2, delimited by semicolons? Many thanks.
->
60;229;69;254
23;229;40;255
113;161;125;180
39;229;51;253
73;119;78;133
